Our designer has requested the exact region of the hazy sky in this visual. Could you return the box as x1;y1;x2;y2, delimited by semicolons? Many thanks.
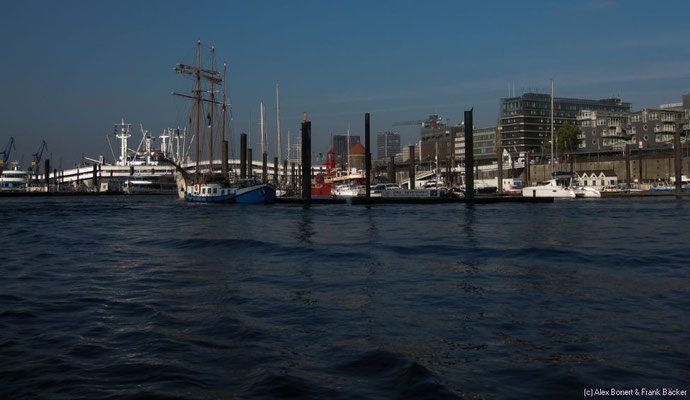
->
2;0;690;166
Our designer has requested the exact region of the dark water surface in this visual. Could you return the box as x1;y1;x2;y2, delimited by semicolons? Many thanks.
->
1;196;688;399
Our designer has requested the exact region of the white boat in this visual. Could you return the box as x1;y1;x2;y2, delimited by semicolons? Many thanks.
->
522;179;576;198
124;175;177;195
333;184;364;198
0;162;29;191
571;185;601;198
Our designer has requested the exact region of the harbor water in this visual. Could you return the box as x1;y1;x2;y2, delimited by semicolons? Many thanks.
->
1;196;688;399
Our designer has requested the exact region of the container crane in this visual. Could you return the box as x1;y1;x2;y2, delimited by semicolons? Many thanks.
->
31;140;48;169
1;137;16;167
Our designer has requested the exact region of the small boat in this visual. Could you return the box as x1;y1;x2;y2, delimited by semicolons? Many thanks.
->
522;179;576;198
571;185;601;198
650;182;674;193
333;183;364;198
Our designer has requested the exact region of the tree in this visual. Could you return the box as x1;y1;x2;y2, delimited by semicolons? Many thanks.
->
556;123;581;160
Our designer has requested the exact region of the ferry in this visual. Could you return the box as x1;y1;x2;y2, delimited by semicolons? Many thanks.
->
0;162;29;191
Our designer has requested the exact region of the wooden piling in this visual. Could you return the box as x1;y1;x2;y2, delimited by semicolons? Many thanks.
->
92;164;98;190
675;128;683;197
247;148;252;179
365;113;371;203
240;133;247;179
408;145;415;189
44;159;50;190
388;155;395;183
283;159;288;184
291;162;296;190
625;144;631;187
301;114;311;201
262;152;268;183
273;156;279;185
464;109;474;199
496;125;503;194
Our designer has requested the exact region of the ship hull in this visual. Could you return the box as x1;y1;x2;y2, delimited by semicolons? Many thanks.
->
236;184;276;204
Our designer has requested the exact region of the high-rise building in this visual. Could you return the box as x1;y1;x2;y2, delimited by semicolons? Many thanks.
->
500;93;632;154
377;131;401;160
332;134;360;166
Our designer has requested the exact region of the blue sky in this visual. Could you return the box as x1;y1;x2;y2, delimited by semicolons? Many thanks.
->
1;0;690;165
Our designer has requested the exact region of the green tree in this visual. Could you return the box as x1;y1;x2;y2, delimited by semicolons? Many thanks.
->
556;123;581;160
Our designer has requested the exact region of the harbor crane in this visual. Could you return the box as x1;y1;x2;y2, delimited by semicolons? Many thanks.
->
31;140;48;169
1;136;17;167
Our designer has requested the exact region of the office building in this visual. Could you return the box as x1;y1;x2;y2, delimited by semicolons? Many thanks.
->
500;93;631;154
377;131;401;160
452;124;497;161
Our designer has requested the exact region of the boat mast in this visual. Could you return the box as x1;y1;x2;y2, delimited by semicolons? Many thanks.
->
550;79;554;173
276;84;281;165
209;46;215;173
195;40;202;174
115;119;131;166
260;102;266;155
221;63;227;145
347;124;350;171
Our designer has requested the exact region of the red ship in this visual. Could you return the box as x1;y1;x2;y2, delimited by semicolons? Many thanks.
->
311;148;337;196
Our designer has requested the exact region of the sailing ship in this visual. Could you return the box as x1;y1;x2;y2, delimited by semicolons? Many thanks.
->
171;41;275;204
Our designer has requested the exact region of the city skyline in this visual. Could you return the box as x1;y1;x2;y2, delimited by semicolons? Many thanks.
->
1;0;690;165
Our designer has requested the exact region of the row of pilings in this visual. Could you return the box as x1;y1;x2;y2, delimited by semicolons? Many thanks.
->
232;107;688;201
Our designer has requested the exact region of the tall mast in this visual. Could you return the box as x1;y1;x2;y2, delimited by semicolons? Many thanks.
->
276;84;281;164
195;40;201;174
287;128;290;163
550;79;554;173
347;124;351;171
260;102;266;155
115;119;131;166
221;63;227;144
208;46;215;173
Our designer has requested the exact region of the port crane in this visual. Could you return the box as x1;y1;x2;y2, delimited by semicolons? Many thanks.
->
31;140;48;169
1;137;16;167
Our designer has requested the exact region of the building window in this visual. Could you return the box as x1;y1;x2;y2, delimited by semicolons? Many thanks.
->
644;135;649;141
643;124;648;131
592;139;597;145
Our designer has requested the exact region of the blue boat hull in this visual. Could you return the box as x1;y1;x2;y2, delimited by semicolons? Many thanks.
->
236;184;276;204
